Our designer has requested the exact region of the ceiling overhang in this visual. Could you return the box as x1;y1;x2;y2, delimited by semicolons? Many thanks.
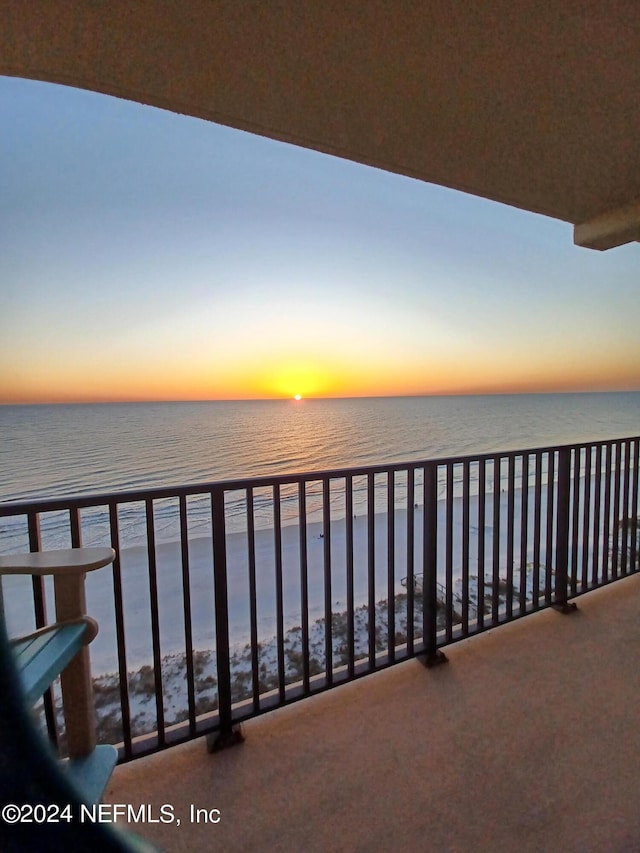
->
2;1;639;249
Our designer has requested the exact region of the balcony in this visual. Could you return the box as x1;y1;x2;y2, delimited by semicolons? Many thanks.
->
1;436;638;849
105;572;640;851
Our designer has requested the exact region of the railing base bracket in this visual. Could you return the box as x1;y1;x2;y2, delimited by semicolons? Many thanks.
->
206;726;245;754
419;649;449;669
552;601;578;615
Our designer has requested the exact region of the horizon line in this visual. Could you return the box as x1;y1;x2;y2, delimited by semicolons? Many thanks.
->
2;388;640;407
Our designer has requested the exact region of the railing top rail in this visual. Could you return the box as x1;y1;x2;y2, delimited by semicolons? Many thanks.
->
0;435;638;518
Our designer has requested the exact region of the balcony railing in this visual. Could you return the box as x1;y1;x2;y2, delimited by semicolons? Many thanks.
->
0;437;638;761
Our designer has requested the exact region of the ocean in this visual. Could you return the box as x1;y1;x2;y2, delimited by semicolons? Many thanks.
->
2;393;639;505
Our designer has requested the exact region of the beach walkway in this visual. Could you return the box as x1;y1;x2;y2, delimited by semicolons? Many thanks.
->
105;572;640;852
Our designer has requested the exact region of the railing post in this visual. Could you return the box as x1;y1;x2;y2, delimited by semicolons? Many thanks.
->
553;448;577;614
420;463;447;668
207;487;244;752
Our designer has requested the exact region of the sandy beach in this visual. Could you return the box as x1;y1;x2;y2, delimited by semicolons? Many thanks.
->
3;482;587;678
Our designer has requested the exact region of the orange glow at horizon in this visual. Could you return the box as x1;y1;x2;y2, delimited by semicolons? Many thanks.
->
2;308;640;405
2;342;640;405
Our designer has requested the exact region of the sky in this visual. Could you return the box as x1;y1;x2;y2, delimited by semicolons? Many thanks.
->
1;75;639;404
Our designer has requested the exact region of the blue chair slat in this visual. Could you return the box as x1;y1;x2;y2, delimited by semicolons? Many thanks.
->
62;744;119;805
12;622;87;706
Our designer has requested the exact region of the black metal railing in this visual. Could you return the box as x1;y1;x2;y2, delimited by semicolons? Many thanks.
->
0;437;638;761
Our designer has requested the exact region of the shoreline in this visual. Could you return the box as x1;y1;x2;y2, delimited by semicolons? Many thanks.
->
1;463;605;557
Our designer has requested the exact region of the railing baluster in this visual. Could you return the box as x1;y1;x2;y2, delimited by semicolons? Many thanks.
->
462;460;470;632
346;475;355;676
246;489;259;710
593;445;603;584
545;452;555;604
274;485;285;700
406;467;415;654
519;455;529;614
611;441;622;578
533;452;542;608
570;447;581;596
28;512;47;629
69;507;82;548
298;482;310;692
602;444;613;582
445;462;454;640
387;471;395;662
553;447;574;612
109;501;131;758
27;512;58;748
506;456;515;620
322;479;332;685
178;495;196;735
492;457;501;623
620;441;631;575
477;461;486;630
145;498;164;747
367;473;375;667
581;446;592;590
631;439;640;572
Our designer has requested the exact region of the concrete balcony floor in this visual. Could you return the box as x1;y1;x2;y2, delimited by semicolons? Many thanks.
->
106;574;640;852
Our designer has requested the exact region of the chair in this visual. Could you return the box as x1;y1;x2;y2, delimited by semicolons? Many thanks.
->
0;547;156;851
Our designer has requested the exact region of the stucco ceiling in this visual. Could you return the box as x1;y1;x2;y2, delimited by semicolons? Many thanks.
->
2;1;639;248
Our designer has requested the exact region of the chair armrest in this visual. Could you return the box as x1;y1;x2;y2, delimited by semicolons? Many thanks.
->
11;622;89;706
0;547;115;577
16;616;100;646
